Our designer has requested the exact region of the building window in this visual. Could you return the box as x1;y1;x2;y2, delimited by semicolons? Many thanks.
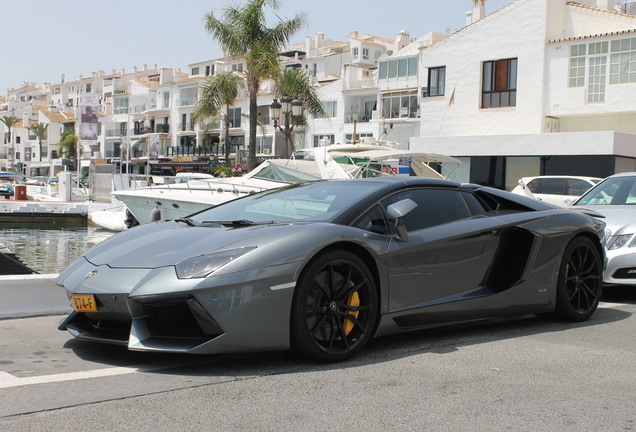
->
161;91;170;109
425;66;446;97
178;87;197;107
379;62;388;79
588;56;607;103
228;107;241;128
256;136;273;154
408;57;417;76
378;57;418;80
205;65;211;76
398;58;408;77
481;58;517;108
381;90;418;119
113;97;129;114
313;134;335;146
353;47;359;57
191;67;200;75
345;132;372;143
569;44;586;87
610;37;636;84
322;101;337;117
362;48;369;59
388;60;398;78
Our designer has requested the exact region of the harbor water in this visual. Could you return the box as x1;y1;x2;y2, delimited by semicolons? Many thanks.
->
1;223;115;274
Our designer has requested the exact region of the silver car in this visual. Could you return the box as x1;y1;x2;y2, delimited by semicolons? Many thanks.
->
58;177;605;362
573;172;636;285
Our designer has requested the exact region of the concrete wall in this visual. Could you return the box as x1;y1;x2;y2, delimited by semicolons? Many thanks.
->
0;274;70;319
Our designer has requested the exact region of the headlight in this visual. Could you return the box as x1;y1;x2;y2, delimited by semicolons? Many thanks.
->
175;247;256;279
608;234;634;250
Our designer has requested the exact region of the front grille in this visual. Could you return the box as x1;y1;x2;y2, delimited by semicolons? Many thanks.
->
140;297;223;340
144;302;204;338
612;267;636;279
68;313;131;344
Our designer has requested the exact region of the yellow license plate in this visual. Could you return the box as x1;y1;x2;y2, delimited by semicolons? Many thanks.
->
70;294;98;312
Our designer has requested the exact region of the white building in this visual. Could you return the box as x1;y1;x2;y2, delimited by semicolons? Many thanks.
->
6;0;636;185
411;0;636;189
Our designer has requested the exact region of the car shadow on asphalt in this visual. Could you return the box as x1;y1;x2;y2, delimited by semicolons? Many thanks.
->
62;290;633;378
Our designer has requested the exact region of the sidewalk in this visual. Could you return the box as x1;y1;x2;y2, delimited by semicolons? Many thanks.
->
0;274;70;319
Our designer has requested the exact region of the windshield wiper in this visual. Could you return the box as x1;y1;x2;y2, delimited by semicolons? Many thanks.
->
174;217;197;226
201;219;280;227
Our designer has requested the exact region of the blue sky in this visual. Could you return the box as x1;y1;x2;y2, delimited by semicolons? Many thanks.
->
1;0;514;92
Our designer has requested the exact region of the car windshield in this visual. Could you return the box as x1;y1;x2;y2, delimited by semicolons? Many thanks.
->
190;181;384;224
575;176;636;206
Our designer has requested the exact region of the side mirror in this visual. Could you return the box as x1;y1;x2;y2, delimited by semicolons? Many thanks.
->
386;199;417;241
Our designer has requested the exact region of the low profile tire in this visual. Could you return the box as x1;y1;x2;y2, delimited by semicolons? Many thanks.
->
554;236;603;322
290;250;379;362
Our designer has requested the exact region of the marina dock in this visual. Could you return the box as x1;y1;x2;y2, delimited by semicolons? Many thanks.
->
0;199;112;225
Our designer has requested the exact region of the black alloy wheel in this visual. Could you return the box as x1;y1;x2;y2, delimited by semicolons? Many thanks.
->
290;250;378;362
555;236;603;322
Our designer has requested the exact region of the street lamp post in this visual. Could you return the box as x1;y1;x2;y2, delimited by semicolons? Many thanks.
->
270;96;303;158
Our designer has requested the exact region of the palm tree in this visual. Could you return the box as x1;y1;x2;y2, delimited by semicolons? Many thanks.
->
1;116;19;171
28;122;49;162
274;68;326;156
59;130;78;170
203;0;306;171
194;71;244;164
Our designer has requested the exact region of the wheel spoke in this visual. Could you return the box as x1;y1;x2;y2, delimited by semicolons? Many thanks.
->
337;278;367;302
334;315;350;350
340;312;365;333
342;303;370;312
580;281;601;300
313;274;331;299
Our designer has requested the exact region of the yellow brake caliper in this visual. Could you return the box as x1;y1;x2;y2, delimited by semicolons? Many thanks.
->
343;280;360;335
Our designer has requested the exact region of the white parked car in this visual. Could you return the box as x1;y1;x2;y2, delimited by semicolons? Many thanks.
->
511;176;602;207
572;172;636;286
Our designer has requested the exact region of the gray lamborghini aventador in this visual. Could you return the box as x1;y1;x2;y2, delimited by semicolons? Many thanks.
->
58;177;605;361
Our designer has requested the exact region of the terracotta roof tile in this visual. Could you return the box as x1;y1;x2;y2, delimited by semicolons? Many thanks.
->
134;79;161;89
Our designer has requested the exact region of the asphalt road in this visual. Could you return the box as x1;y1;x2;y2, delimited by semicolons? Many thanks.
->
1;287;635;432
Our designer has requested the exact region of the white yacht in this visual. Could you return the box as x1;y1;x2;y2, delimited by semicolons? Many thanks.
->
112;157;344;225
113;144;459;225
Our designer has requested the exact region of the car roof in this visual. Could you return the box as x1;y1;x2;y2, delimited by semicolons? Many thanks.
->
520;175;602;182
606;172;636;179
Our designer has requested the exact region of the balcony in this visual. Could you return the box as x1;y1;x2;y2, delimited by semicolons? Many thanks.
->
345;113;372;123
167;145;222;157
177;98;197;107
105;129;128;137
178;123;195;132
133;124;170;135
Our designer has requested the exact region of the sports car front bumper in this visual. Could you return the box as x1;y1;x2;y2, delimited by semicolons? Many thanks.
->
57;257;301;354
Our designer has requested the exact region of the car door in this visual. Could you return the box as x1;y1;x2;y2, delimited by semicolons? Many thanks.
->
382;188;508;314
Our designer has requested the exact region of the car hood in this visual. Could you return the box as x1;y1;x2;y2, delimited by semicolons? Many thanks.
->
84;220;301;268
574;205;636;234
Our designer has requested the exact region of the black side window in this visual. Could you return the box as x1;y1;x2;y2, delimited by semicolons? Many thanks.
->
567;179;592;196
531;178;567;195
460;191;488;216
381;188;470;231
353;205;388;235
